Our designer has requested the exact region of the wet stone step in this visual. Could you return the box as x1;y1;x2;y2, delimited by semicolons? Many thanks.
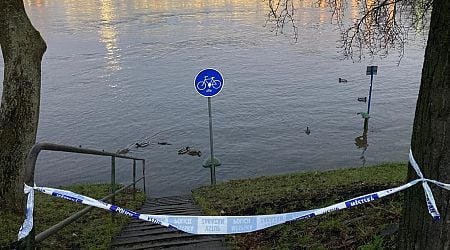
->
140;204;201;210
113;237;227;250
111;195;229;249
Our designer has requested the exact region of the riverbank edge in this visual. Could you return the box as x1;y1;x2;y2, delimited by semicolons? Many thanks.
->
0;184;146;249
192;163;408;249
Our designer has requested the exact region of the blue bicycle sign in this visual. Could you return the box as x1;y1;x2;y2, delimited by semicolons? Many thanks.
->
194;68;224;97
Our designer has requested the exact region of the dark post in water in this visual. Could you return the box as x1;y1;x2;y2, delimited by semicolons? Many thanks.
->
366;66;378;115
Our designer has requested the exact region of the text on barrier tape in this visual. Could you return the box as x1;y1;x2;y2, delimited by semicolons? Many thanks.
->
17;149;447;239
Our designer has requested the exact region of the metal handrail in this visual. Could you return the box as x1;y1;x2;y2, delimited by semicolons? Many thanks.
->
22;142;147;249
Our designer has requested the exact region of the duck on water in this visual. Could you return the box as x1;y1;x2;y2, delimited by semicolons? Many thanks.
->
178;147;202;157
305;126;311;135
135;142;150;148
117;141;151;154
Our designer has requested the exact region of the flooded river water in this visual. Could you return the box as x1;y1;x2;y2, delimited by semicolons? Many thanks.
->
0;0;426;197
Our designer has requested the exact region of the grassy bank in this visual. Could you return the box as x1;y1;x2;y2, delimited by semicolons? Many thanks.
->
0;184;146;249
193;163;408;249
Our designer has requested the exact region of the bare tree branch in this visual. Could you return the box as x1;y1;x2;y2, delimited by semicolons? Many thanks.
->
264;0;298;42
265;0;433;60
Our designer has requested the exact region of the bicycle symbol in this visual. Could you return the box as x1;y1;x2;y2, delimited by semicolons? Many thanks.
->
194;68;224;97
196;76;222;92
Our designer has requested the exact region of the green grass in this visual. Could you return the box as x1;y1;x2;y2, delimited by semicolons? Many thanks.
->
192;163;408;249
0;184;146;249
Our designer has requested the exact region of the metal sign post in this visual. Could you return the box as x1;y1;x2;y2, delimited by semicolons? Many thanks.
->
194;68;224;185
207;97;216;184
366;66;378;115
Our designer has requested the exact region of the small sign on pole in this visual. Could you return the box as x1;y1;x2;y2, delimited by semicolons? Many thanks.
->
194;68;224;185
366;66;378;75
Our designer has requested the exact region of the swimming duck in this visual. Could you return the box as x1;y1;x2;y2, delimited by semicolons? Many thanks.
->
178;146;202;157
135;142;150;148
339;78;348;83
357;97;367;102
116;148;129;155
187;148;202;157
178;147;190;155
305;126;311;135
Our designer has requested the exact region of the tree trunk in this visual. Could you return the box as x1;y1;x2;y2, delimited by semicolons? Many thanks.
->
398;0;450;248
0;0;46;212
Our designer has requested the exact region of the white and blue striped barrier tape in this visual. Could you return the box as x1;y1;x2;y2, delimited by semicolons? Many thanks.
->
408;149;440;220
17;184;35;240
17;150;447;240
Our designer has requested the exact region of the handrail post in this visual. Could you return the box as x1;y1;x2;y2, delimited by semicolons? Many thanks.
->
22;222;35;249
20;142;146;244
132;160;136;200
22;143;43;249
142;160;146;195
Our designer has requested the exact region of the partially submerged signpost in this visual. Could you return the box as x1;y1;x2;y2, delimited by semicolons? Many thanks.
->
194;68;224;185
366;66;377;115
360;66;378;130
